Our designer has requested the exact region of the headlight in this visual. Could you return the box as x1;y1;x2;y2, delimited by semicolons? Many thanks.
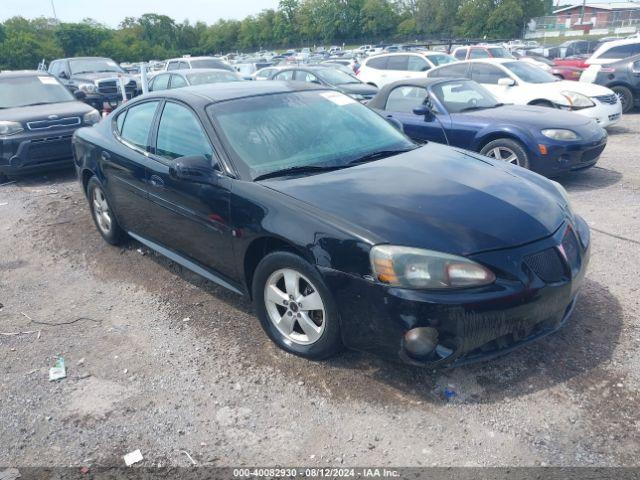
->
541;129;579;140
77;82;98;94
370;245;496;289
0;120;24;136
560;91;595;109
83;109;101;125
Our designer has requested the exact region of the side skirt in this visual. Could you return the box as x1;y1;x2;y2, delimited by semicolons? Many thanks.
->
128;231;245;296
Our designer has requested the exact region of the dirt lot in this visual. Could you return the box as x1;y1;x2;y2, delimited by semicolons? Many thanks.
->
1;113;639;469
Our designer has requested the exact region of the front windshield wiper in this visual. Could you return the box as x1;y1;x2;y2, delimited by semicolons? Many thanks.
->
347;146;417;165
254;164;346;181
20;102;52;107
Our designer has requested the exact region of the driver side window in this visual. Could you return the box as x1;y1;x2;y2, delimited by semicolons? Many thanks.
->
155;102;215;162
470;64;504;84
385;86;428;114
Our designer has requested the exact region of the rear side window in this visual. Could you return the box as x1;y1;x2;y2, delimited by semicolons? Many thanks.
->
274;70;295;80
179;61;190;69
167;61;180;71
170;75;187;88
600;43;640;59
386;55;409;71
296;71;318;82
119;101;160;150
407;56;429;72
385;86;427;113
366;56;388;70
150;74;170;91
454;49;467;60
430;63;470;78
155;102;214;161
470;63;504;84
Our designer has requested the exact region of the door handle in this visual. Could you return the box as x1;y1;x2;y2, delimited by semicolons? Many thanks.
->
100;151;111;161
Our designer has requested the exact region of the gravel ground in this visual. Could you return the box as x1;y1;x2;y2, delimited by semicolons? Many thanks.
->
0;113;639;468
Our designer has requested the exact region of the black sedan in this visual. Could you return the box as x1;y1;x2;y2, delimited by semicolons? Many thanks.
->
72;82;590;367
580;53;640;113
269;66;378;101
0;70;101;182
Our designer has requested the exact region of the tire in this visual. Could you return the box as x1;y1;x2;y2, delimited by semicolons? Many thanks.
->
252;251;343;360
480;138;530;170
611;85;634;114
553;74;564;80
86;177;124;245
0;173;9;184
530;100;555;108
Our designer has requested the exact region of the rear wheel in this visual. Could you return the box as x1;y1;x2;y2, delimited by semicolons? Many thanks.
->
87;177;124;245
0;173;9;184
611;85;634;113
252;251;342;360
480;138;530;169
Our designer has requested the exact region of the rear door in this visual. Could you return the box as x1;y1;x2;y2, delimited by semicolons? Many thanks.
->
144;100;236;279
381;55;410;86
102;100;161;234
381;85;448;144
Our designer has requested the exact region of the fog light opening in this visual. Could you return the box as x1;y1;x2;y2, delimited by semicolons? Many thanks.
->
404;327;439;359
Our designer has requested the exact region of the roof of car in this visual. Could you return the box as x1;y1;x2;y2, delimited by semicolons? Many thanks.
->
367;77;464;110
166;56;224;62
455;58;513;64
141;80;327;104
153;68;239;76
0;70;52;78
60;57;114;61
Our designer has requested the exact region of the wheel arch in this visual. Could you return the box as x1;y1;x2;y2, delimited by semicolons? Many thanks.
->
474;130;528;153
81;168;95;196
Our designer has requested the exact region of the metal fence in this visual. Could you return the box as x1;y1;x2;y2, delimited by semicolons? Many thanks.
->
526;8;640;39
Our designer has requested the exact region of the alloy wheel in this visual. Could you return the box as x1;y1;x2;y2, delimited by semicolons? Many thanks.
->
486;146;520;165
264;268;326;345
92;187;112;235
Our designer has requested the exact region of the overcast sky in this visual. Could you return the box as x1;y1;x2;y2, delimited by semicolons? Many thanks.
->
1;0;280;26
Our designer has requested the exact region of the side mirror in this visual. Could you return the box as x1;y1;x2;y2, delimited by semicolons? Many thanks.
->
170;155;217;184
498;77;515;87
413;104;435;121
59;71;69;79
74;90;87;101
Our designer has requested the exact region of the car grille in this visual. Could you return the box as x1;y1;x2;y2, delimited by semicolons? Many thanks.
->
27;117;80;131
524;247;567;283
28;134;74;162
594;94;618;105
581;143;606;163
97;79;137;97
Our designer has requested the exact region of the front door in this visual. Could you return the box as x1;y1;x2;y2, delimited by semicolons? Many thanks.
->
381;85;448;145
144;100;236;280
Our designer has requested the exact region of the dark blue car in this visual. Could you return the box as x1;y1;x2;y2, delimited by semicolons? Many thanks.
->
368;78;608;177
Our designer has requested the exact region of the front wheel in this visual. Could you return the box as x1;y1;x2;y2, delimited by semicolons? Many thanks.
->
252;251;343;360
611;85;634;113
87;177;124;245
480;138;530;169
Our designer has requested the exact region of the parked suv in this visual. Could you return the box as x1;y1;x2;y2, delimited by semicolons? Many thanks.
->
585;38;640;65
163;56;235;72
0;71;100;181
580;53;640;112
48;57;139;109
452;45;514;60
357;52;457;88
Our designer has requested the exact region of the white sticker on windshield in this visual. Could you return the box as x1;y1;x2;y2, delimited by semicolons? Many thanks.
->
38;76;58;85
320;91;356;106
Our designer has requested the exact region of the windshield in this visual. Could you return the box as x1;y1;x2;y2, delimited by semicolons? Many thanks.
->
488;47;514;58
317;68;359;85
503;61;558;83
187;71;241;85
0;75;74;108
209;90;413;180
428;54;457;66
431;80;501;113
69;58;122;75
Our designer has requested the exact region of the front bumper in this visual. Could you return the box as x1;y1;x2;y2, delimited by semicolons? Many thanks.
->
575;98;622;128
530;132;607;177
0;128;79;176
321;219;590;367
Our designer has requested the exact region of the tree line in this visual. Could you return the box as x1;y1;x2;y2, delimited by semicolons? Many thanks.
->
0;0;550;69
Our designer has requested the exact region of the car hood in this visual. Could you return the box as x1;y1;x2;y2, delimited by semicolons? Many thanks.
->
526;79;614;97
261;143;567;255
336;83;378;95
72;72;135;83
457;104;594;129
0;101;94;123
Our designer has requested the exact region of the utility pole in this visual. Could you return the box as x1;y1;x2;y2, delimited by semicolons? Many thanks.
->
50;0;58;20
580;0;586;24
